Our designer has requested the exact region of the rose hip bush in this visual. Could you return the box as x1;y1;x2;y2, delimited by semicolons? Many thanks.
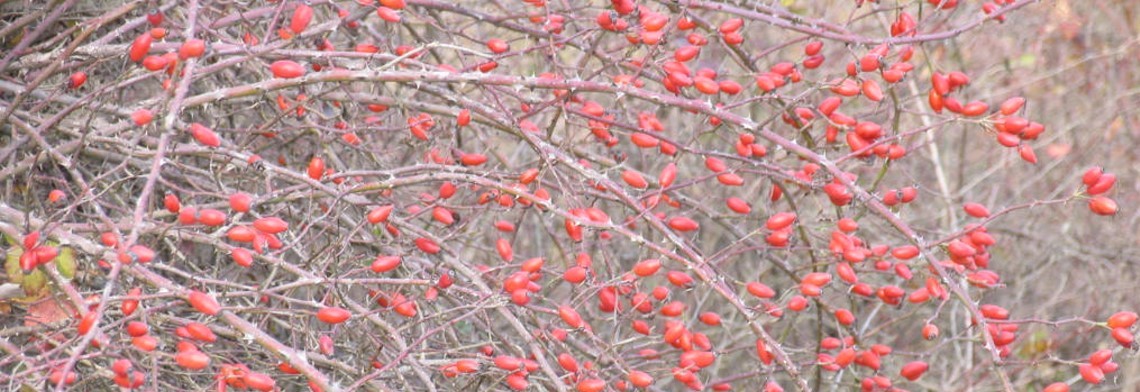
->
1;0;1137;391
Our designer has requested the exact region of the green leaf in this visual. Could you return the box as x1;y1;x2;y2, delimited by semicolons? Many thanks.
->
5;247;24;285
21;269;47;297
3;247;48;296
55;247;75;280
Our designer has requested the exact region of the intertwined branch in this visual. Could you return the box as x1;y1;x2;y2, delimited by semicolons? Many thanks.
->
3;0;1134;391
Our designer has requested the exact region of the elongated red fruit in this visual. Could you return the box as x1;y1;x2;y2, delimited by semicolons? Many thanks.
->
371;255;401;273
457;109;471;126
290;4;313;35
187;290;221;315
658;163;677;188
621;170;648;189
316;307;352;324
766;212;796;230
963;202;990;218
558;305;584;329
1088;196;1118;216
189;123;221;147
1107;311;1138;329
668;216;699;232
367;205;394;224
899;361;929;381
270;60;305;79
132;109;154;126
380;0;406;9
307;157;325;180
130;33;153;62
68;72;87;89
178;39;206;60
253;217;288;234
175;350;211;370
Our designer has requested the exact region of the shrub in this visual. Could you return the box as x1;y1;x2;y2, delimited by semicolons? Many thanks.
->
1;1;1136;391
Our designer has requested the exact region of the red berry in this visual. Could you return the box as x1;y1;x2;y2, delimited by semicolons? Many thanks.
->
1107;311;1138;329
1078;363;1104;384
367;205;394;224
725;197;751;214
376;6;401;22
231;247;254;267
243;372;276;392
576;378;605;392
126;244;155;263
371;255;401;273
126;321;149;337
493;356;523;371
1000;96;1026;115
766;212;797;230
457;109;471;126
175;350;211;370
227;226;257;243
129;33;153;62
415;237;441;254
68;71;87;89
270;60;306;79
667;216;699;232
563;266;587;284
699;312;722;326
77;311;98;335
141;55;170;71
922;323;940;340
290;4;313;35
891;245;920;260
132;335;158;351
307;157;325;180
316;307;352;324
131;109;154;126
621;170;649;189
631;259;661;277
187;290;221;315
146;8;165;26
746;282;776;299
178;39;206;59
1088;196;1118;216
1111;327;1134;348
899;361;929;381
122;287;141;316
1088;349;1113;366
486;39;510;54
835;308;855;326
459;153;488;166
185;322;217;342
197;208;227;226
253;217;289;234
111;359;133;376
558;305;584;329
1082;167;1104;187
48;368;77;386
1087;173;1116;195
658;163;677;188
718;18;743;34
229;193;253;212
47;189;66;203
189;123;221;147
963;202;991;218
